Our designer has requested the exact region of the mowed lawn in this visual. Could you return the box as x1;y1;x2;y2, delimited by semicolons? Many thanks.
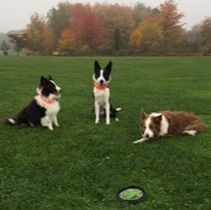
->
0;56;211;210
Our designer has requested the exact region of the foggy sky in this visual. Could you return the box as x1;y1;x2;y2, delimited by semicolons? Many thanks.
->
0;0;211;33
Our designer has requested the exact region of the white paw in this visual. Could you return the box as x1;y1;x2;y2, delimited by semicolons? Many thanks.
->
183;130;197;136
55;123;60;127
48;126;54;131
133;138;148;144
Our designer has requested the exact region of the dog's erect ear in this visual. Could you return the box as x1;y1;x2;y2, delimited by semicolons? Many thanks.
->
103;61;112;81
94;60;101;72
141;111;148;120
40;76;49;86
104;61;112;73
94;60;101;79
153;115;162;124
48;75;53;80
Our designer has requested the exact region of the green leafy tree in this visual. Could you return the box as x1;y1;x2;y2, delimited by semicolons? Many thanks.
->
47;2;71;49
201;17;211;55
133;2;153;26
8;30;28;55
94;4;135;51
26;13;53;55
186;24;203;52
0;40;10;55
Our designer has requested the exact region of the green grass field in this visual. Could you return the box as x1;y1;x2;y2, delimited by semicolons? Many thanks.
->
0;56;211;210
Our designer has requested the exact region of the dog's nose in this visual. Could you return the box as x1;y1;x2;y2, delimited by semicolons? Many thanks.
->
145;134;150;138
60;89;63;93
100;80;104;85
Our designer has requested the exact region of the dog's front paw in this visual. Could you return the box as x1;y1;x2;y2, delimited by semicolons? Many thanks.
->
55;122;60;127
48;125;54;131
133;138;148;144
106;122;110;125
95;119;99;124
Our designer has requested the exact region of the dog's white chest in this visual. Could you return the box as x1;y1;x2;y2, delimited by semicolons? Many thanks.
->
45;102;60;116
36;95;60;115
94;88;110;105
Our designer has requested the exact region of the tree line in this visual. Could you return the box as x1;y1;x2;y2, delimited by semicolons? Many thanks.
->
9;0;211;56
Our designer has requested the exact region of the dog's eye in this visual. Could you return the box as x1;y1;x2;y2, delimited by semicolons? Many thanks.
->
142;125;146;130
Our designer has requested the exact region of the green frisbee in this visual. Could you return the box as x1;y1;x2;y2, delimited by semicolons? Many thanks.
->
117;186;146;204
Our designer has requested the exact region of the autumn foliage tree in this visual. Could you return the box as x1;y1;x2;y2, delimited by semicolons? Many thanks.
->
133;3;153;26
130;0;185;54
94;4;135;52
47;2;71;49
68;4;106;53
159;0;185;50
26;13;53;54
58;29;76;55
21;1;210;55
130;13;164;52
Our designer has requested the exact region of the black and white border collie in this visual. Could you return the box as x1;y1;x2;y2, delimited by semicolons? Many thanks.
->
93;60;121;125
6;76;62;130
134;111;206;143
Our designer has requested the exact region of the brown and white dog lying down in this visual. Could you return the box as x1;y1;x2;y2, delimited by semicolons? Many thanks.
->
134;111;206;143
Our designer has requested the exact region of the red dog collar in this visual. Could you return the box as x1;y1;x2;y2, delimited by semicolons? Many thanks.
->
39;95;55;104
93;82;108;90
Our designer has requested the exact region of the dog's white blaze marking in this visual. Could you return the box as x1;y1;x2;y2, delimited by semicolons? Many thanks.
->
8;118;15;124
50;80;61;92
160;115;169;136
143;117;154;138
97;70;106;84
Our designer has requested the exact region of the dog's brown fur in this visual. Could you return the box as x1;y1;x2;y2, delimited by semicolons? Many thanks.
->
161;111;206;136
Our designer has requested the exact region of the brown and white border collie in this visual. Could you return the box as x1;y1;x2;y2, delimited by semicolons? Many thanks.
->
134;111;206;143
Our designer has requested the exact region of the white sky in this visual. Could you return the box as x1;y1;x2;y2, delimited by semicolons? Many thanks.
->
0;0;211;33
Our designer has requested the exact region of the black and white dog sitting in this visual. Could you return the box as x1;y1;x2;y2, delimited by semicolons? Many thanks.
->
6;76;62;130
93;60;121;125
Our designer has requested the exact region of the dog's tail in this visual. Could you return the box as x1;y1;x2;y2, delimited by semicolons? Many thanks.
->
5;117;17;126
113;107;122;121
115;107;122;112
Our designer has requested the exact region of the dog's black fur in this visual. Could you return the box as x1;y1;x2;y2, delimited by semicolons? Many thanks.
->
6;76;61;127
100;103;120;119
